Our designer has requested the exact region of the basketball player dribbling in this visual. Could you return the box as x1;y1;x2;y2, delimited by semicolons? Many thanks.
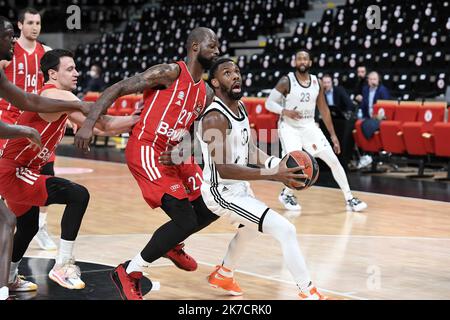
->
266;50;367;212
198;58;327;299
74;27;221;300
0;7;58;251
0;17;90;300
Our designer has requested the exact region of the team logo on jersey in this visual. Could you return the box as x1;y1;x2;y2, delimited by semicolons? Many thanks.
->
313;78;317;86
241;128;249;146
174;91;185;107
193;102;203;118
18;63;24;75
170;184;181;192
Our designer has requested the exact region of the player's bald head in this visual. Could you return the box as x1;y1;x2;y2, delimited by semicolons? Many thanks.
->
186;27;219;70
186;27;217;50
0;16;13;32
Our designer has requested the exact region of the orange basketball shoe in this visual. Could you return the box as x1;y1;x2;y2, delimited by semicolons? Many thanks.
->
207;265;243;296
299;284;328;300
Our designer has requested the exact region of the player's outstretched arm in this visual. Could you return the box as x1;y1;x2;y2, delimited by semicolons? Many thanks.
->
0;70;89;114
68;111;139;136
0;122;42;150
74;63;180;151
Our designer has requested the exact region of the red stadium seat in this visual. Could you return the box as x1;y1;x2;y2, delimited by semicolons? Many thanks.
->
353;100;397;153
379;101;421;154
116;95;141;116
433;121;450;180
242;97;279;144
402;102;447;155
241;97;260;129
83;92;100;102
254;113;279;145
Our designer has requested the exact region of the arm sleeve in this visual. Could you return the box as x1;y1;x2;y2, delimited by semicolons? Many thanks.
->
265;89;285;115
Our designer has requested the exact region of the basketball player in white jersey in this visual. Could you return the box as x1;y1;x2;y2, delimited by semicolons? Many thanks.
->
197;58;327;299
0;8;57;251
266;50;367;212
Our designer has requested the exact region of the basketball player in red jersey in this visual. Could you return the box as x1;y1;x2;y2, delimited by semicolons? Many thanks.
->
0;48;139;294
75;27;221;300
0;17;90;300
0;8;58;252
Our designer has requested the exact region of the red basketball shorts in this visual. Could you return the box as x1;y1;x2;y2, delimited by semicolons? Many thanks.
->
0;159;51;216
125;138;203;209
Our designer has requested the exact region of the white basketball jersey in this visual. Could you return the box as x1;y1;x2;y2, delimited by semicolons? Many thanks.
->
282;72;320;128
198;97;250;186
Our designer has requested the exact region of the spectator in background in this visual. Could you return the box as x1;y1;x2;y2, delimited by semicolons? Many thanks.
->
322;74;356;119
360;71;390;119
83;64;104;94
356;71;391;169
354;65;367;104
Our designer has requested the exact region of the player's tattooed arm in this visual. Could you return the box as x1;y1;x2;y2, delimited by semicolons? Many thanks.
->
74;63;180;151
0;70;89;114
68;111;139;136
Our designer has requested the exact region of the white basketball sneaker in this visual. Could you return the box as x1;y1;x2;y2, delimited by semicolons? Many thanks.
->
278;189;301;211
49;259;85;290
34;224;57;251
8;275;38;292
346;197;368;212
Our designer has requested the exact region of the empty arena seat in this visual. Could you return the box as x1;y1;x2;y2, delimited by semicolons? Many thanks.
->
433;121;450;180
114;95;141;116
83;92;100;102
402;102;447;155
379;101;421;154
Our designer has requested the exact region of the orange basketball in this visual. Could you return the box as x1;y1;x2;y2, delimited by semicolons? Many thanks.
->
285;150;319;190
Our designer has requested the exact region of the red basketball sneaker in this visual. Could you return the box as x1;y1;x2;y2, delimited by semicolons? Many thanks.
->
110;261;144;300
164;243;198;271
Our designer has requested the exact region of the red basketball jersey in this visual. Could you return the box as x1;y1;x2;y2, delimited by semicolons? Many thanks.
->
130;61;207;152
0;84;67;170
0;41;46;121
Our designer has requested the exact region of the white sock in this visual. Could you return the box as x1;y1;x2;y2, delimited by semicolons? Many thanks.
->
218;266;234;277
126;253;149;274
39;212;47;229
9;260;21;283
0;286;9;300
316;149;353;201
56;239;74;265
297;280;313;293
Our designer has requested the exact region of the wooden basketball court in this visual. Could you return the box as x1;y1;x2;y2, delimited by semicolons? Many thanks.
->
24;156;450;300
